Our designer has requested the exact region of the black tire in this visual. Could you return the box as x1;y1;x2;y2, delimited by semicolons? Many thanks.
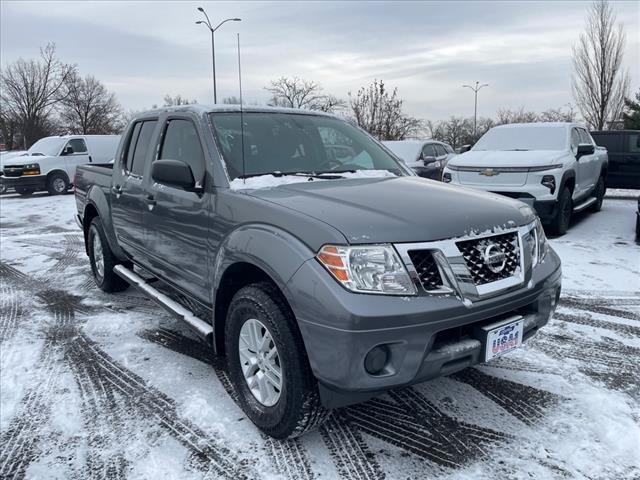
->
47;172;68;195
550;187;572;236
590;176;606;212
15;187;35;196
225;282;328;439
88;217;130;293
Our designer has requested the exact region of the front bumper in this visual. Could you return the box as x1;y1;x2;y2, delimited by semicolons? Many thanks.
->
0;174;47;191
286;248;561;408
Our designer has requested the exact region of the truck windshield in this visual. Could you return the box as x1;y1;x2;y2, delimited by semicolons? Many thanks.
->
473;126;567;151
209;112;407;180
27;137;66;156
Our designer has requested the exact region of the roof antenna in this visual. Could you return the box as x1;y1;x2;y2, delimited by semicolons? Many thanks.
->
237;33;246;184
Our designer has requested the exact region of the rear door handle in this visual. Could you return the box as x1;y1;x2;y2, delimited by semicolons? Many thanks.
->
112;185;122;195
145;194;156;206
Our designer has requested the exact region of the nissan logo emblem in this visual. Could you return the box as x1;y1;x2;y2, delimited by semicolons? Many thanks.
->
483;244;507;273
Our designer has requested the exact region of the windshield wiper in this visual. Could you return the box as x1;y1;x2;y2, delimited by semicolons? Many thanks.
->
238;170;346;180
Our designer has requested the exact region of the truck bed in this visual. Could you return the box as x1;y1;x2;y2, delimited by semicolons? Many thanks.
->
74;163;114;217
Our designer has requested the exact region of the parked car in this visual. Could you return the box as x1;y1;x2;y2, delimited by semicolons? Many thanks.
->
75;105;561;439
0;135;120;196
383;139;455;180
443;123;608;235
590;130;640;189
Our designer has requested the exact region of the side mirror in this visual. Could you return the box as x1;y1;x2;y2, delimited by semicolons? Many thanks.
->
63;146;74;155
152;159;196;190
422;155;437;164
576;143;594;159
459;145;472;153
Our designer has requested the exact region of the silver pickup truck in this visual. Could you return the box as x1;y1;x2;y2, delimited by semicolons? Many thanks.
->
443;123;608;235
75;105;562;439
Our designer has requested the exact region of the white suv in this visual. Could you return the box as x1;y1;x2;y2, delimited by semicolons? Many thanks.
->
443;123;608;235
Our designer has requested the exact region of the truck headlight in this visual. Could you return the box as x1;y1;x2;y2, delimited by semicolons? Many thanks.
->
531;219;549;266
22;163;41;175
317;244;416;295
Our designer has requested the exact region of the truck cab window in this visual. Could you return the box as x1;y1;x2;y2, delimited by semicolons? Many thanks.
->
422;144;437;159
159;119;205;182
130;121;158;176
66;138;88;154
571;129;581;151
578;128;592;145
125;123;142;171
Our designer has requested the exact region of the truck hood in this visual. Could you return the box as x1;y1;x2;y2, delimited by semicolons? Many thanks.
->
448;149;566;168
245;176;535;244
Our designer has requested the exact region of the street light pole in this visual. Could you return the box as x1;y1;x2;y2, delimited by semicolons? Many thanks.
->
462;81;489;137
196;8;241;104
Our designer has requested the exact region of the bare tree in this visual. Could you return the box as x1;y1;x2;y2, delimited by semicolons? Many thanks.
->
0;43;75;147
349;79;421;140
495;107;538;125
59;74;123;134
572;0;629;130
163;94;197;107
265;76;345;112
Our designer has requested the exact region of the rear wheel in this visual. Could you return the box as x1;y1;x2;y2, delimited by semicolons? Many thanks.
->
15;187;35;196
225;282;328;439
88;217;130;293
550;187;572;236
590;176;606;212
47;172;68;195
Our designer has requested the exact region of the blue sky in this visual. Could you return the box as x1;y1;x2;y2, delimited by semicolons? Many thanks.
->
1;1;638;121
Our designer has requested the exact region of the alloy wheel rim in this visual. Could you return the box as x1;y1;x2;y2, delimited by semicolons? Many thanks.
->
238;318;282;407
92;231;104;279
53;178;66;192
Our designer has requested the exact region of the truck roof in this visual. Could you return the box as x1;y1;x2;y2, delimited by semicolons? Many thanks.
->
135;104;339;119
491;122;587;130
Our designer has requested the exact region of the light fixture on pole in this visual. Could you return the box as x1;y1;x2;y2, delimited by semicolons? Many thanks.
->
196;7;241;104
462;81;489;137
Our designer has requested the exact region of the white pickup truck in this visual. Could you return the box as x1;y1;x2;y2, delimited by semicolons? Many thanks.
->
443;123;608;235
0;135;120;196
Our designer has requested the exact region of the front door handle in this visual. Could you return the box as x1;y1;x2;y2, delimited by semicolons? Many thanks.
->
112;185;122;195
145;194;156;207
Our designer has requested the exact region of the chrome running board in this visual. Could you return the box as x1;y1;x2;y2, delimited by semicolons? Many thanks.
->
114;265;213;341
573;197;597;213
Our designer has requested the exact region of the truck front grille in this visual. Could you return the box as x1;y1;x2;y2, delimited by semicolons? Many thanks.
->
408;250;444;291
456;232;520;285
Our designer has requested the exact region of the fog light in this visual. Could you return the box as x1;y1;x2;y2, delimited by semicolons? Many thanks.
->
541;175;556;194
364;345;389;375
443;172;452;183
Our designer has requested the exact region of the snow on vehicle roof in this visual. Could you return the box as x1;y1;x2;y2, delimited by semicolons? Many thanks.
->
492;122;583;129
383;141;424;162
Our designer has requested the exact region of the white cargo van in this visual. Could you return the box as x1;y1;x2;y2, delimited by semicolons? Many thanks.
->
0;135;120;195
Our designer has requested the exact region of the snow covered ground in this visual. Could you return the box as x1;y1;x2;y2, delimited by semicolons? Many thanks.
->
1;191;639;480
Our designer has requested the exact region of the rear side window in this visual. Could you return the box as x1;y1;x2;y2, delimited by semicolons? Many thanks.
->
159;119;205;182
124;120;158;176
628;133;640;153
67;138;87;153
132;122;157;175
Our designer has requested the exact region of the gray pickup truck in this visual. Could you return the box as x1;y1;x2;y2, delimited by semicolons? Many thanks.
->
75;105;562;439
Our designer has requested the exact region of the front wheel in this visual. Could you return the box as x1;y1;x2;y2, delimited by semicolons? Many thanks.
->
550;187;572;236
590;176;606;212
225;282;328;439
47;173;68;195
88;217;130;293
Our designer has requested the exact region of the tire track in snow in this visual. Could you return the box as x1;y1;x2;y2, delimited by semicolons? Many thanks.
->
72;333;251;479
320;413;384;480
560;297;640;321
139;327;317;480
554;311;640;337
451;368;560;425
344;388;509;469
43;233;84;279
0;280;23;340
